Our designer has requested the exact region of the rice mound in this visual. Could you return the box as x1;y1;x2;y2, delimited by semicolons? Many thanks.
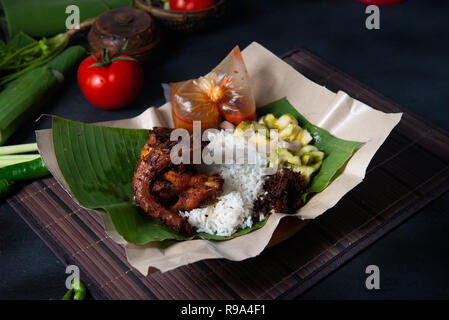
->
179;130;267;237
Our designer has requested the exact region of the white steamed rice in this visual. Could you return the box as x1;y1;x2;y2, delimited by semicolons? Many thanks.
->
179;130;267;236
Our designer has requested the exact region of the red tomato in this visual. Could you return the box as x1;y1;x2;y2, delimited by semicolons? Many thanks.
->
169;0;216;11
77;52;144;110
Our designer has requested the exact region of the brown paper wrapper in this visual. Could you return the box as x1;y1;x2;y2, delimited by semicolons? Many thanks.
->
36;42;402;275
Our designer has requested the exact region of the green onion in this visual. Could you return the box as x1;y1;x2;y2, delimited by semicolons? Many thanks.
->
0;154;38;161
0;33;69;87
0;45;86;146
0;143;38;155
0;17;94;88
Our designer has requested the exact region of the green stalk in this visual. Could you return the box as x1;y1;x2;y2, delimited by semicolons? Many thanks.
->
0;143;38;155
0;67;62;146
0;45;86;146
0;154;39;160
0;18;94;87
0;33;69;86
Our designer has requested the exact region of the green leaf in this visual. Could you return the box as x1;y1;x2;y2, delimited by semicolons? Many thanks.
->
53;116;192;244
257;98;363;194
2;0;133;38
45;45;86;75
52;99;361;245
52;116;270;244
0;67;61;145
9;32;35;49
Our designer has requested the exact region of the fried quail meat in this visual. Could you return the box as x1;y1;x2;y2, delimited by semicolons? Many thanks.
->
132;127;223;235
253;168;307;218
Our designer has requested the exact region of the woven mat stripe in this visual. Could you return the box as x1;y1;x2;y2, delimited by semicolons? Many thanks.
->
35;180;158;300
45;181;160;300
279;167;449;299
203;257;301;300
8;186;115;298
167;263;246;299
44;184;149;299
7;196;110;299
32;181;143;300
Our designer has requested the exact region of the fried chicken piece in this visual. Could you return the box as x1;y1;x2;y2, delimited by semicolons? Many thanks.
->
152;180;176;203
162;170;193;193
171;173;224;212
133;128;192;234
132;127;223;235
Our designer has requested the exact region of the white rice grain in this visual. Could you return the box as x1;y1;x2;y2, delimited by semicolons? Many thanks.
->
179;130;267;236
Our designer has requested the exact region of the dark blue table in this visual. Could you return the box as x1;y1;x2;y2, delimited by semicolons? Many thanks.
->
1;0;448;299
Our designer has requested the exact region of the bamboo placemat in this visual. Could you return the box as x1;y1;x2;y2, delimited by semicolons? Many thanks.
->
7;48;449;300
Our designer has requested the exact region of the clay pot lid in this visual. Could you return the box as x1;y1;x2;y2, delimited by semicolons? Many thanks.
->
95;7;152;37
91;7;158;52
89;8;161;67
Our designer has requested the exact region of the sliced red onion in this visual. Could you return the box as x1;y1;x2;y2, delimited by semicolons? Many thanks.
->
278;138;301;151
219;121;235;132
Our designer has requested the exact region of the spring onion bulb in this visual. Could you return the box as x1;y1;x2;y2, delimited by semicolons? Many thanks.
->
0;143;38;155
0;143;40;168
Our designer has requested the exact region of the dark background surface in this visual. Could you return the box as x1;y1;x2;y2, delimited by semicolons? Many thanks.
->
1;0;449;299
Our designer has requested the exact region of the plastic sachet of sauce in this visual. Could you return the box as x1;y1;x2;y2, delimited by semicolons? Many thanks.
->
170;46;257;132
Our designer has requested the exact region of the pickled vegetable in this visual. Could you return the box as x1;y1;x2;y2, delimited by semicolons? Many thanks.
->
234;121;267;138
235;112;326;183
261;113;277;129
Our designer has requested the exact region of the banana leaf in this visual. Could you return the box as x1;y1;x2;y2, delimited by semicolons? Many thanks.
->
52;99;361;245
1;0;132;38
